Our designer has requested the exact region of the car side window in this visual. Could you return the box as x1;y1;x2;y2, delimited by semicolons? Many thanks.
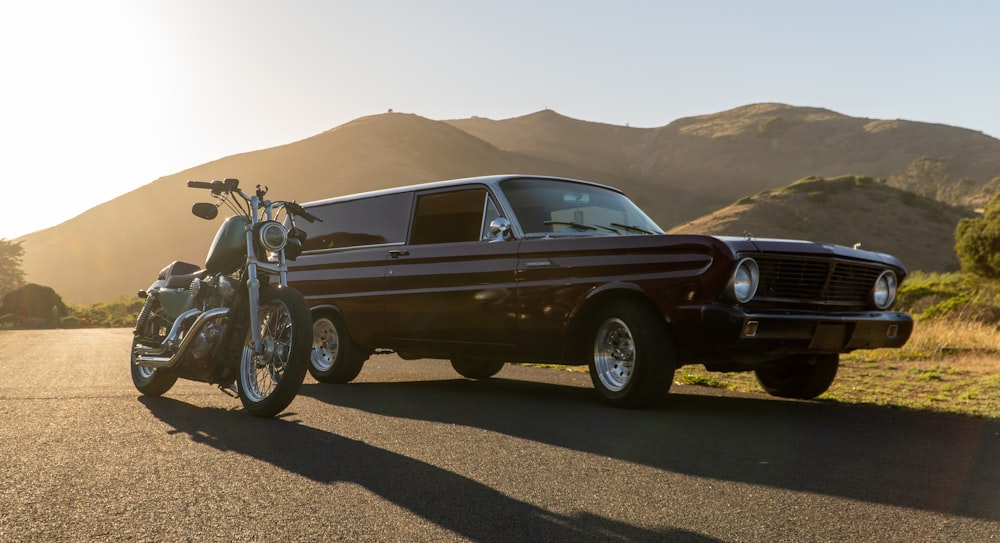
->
480;197;501;240
411;189;494;245
300;192;412;251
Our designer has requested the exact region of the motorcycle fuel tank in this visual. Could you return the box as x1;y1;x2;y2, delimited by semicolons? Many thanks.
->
206;215;250;275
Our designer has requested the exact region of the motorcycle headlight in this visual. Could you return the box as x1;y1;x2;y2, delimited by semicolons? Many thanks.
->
727;257;760;304
257;221;288;252
872;270;898;309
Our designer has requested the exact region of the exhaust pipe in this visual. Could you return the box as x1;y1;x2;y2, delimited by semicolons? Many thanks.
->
135;307;230;368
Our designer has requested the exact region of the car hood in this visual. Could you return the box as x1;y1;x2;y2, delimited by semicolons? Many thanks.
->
712;235;908;273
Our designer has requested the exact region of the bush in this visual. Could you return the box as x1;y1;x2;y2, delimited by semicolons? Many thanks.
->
59;316;82;329
0;284;68;328
955;192;1000;278
0;313;19;329
897;271;1000;322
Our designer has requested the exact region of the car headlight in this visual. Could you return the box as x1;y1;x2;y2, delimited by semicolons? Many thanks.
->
257;220;288;252
728;257;759;303
872;270;898;309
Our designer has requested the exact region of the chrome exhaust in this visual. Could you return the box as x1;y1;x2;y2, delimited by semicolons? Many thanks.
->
135;307;230;368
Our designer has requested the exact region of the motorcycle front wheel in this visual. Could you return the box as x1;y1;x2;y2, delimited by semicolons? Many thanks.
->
237;287;312;417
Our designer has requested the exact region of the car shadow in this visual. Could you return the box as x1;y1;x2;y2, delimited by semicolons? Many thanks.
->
139;395;724;543
297;377;999;521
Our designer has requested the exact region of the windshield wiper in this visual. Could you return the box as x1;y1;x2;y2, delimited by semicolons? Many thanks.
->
610;222;656;235
543;220;621;234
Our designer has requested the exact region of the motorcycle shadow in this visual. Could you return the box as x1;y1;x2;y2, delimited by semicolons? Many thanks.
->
138;395;723;543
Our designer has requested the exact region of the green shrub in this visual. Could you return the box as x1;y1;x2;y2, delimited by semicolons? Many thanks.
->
955;192;1000;278
0;313;19;329
59;316;82;329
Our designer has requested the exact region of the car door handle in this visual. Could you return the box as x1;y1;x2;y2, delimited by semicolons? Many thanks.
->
388;249;410;259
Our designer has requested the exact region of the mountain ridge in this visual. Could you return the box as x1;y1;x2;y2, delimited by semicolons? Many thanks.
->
18;104;1000;303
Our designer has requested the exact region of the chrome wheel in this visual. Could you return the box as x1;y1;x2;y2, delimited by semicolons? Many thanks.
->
241;298;294;403
311;317;339;373
592;317;636;393
131;317;177;397
135;364;156;380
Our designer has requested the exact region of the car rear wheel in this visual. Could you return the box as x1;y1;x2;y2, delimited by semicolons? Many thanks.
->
754;354;839;399
310;312;367;383
450;359;505;380
587;300;675;408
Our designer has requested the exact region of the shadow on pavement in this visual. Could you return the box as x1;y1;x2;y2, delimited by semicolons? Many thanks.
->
139;395;724;543
298;377;1000;521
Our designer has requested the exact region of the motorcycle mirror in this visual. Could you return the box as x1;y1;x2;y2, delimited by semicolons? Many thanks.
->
192;202;219;220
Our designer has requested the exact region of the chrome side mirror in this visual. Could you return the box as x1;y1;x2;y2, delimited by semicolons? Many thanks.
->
488;217;513;241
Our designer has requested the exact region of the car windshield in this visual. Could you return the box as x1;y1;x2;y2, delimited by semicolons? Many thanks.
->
500;178;664;237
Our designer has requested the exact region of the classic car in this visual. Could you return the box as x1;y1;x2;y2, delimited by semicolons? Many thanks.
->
286;175;912;407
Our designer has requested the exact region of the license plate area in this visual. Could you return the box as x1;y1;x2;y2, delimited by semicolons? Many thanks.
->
808;323;849;350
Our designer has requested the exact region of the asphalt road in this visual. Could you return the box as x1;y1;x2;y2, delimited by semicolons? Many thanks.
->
0;328;997;542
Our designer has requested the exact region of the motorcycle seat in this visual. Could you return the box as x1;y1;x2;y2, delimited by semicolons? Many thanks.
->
158;261;207;288
165;270;208;289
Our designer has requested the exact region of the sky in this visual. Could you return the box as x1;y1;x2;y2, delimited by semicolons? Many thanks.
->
1;0;998;239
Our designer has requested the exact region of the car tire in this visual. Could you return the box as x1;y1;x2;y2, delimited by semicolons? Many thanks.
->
754;354;839;399
587;300;675;408
450;358;505;380
309;311;367;383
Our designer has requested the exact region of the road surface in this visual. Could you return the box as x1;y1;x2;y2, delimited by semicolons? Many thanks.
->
0;329;997;542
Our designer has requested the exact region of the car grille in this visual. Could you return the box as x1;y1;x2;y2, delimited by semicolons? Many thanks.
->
753;256;883;308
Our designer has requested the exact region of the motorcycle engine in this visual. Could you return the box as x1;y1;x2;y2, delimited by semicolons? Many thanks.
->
202;275;239;308
189;319;224;360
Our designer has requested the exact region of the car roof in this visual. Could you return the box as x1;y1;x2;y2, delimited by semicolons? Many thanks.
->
300;174;623;208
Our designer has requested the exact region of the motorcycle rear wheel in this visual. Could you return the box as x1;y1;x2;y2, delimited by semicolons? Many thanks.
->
237;287;311;417
131;314;178;396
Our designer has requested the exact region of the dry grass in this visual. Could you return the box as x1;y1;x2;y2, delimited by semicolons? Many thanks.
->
675;319;1000;418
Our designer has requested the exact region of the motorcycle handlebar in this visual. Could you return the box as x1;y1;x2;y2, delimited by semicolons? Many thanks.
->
284;201;322;223
187;178;240;195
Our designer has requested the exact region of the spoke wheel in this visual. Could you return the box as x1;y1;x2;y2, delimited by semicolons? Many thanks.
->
130;310;177;396
238;288;311;417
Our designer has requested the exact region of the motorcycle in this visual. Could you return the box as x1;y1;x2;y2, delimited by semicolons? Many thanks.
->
130;178;318;417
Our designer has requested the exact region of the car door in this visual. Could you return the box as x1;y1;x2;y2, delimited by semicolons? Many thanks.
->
287;192;413;346
384;186;519;356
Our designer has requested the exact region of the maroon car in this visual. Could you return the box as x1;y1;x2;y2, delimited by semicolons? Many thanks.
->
287;175;912;407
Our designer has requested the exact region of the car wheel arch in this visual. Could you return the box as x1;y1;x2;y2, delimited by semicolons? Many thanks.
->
563;287;670;363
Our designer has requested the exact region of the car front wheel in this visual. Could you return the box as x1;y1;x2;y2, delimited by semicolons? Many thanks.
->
587;301;675;408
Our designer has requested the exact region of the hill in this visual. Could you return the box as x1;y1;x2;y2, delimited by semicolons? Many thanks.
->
18;104;1000;303
668;175;976;273
448;103;1000;219
18;113;672;304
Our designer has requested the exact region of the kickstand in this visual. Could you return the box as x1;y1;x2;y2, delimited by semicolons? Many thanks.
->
218;382;238;398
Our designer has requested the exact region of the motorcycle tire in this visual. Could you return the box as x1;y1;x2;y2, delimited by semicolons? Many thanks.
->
131;307;178;396
237;287;312;417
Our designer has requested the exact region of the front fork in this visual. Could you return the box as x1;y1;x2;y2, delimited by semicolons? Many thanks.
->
247;264;263;355
244;196;290;356
244;255;289;355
